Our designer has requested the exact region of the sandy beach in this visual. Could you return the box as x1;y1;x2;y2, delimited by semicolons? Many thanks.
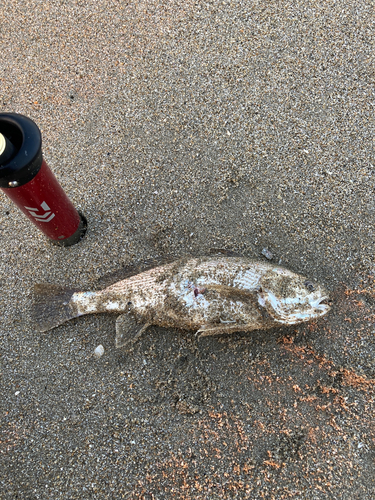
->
1;0;374;498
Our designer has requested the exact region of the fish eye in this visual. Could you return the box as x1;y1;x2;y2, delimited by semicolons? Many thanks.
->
304;280;315;292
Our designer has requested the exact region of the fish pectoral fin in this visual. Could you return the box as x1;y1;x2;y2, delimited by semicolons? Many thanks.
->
115;314;150;349
196;323;244;338
205;284;254;300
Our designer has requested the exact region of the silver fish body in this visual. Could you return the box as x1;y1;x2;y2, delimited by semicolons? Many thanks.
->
34;256;330;346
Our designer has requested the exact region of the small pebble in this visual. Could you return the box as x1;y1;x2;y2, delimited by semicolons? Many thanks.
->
94;345;104;359
261;248;274;260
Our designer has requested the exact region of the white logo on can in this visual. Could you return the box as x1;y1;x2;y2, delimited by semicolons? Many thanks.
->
24;201;55;223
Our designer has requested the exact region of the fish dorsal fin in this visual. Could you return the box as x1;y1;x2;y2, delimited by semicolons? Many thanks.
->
115;314;150;349
208;248;243;257
95;255;180;289
95;251;242;289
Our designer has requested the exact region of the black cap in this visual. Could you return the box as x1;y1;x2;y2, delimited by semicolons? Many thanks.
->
0;113;43;188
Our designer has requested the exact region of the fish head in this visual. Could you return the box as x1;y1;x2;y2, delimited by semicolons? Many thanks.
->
257;268;331;325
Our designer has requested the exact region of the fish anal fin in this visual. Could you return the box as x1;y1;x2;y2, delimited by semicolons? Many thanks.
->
115;314;150;349
196;324;240;337
197;322;261;338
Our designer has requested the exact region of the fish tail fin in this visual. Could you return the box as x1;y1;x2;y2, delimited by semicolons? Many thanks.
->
32;284;80;332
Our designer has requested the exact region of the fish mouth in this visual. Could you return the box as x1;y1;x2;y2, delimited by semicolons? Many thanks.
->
311;296;331;313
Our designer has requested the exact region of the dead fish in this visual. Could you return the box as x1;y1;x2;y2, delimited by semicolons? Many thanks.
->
33;256;330;348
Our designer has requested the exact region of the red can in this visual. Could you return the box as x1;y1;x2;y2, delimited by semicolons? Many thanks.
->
0;113;86;246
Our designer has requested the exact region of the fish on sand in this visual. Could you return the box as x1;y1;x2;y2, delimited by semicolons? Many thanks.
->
33;255;330;348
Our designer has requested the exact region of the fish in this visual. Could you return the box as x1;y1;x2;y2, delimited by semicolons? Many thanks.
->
33;255;331;348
